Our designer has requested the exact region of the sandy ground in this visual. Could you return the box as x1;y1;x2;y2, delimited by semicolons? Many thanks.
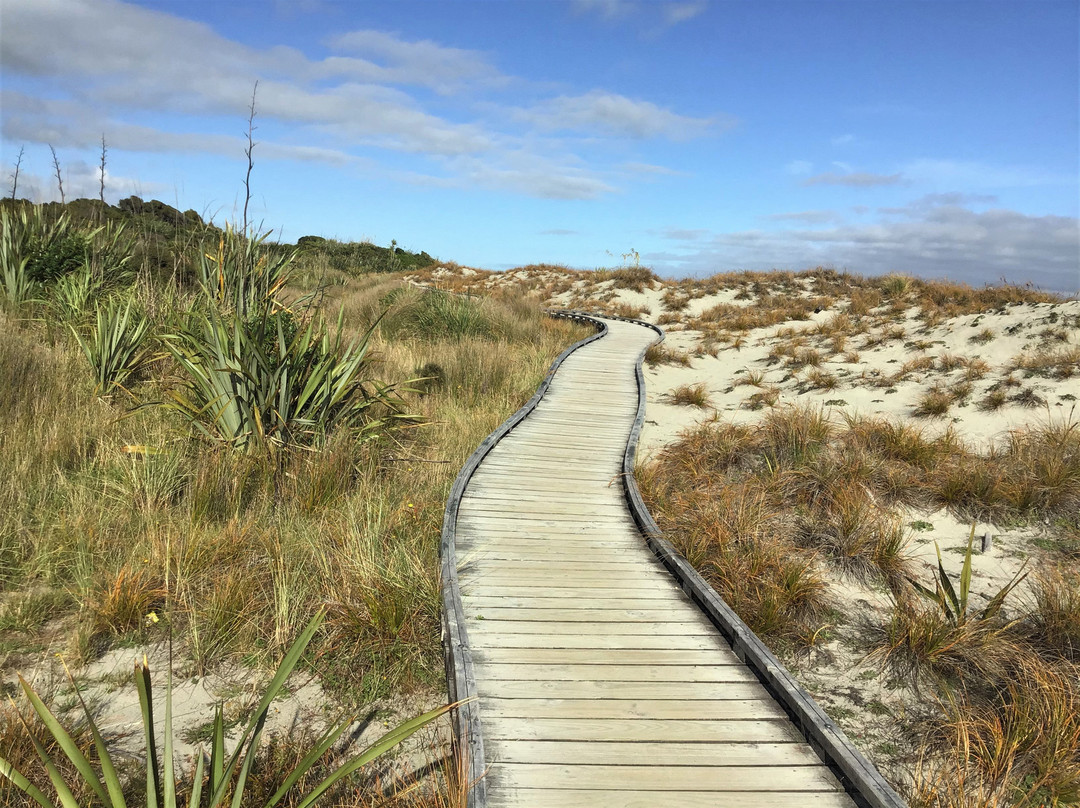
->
7;635;449;781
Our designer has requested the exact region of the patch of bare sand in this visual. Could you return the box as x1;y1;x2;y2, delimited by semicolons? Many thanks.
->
7;643;449;785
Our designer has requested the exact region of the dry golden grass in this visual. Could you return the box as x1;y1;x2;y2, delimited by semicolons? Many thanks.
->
667;382;711;407
644;343;692;367
914;386;954;418
1011;344;1080;379
641;401;1079;804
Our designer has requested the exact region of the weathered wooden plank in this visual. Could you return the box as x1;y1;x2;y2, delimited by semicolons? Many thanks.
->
466;633;727;651
463;620;718;637
460;553;651;566
480;698;786;720
479;458;621;469
461;502;631;518
462;591;682;604
462;497;629;512
461;575;675;592
465;487;626;502
457;536;643;547
456;542;645;556
480;717;801;743
476;680;771;701
488;763;843;791
458;555;649;568
471;664;754;682
474;648;736;666
464;559;666;572
486;791;853;808
485;739;824;766
461;608;714;623
457;526;640;538
461;596;699;609
459;517;629;529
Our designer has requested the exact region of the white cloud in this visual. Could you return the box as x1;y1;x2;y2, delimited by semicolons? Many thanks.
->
325;30;504;92
7;0;722;199
0;0;495;158
572;0;635;19
656;227;709;241
659;198;1080;293
903;158;1072;189
831;134;855;146
803;171;904;188
620;161;686;176
766;210;840;224
14;164;168;204
663;2;708;25
785;160;813;175
514;90;724;139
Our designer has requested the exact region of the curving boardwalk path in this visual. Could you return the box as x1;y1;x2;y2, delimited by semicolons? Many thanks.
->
443;315;903;808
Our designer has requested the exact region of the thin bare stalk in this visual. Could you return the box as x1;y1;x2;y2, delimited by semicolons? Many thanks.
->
98;135;107;206
49;145;64;205
9;145;24;201
242;80;258;237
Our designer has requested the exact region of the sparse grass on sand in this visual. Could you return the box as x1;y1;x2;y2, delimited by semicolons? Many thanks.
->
666;382;710;407
640;399;1080;805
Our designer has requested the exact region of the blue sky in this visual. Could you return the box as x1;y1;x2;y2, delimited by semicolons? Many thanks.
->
2;0;1078;292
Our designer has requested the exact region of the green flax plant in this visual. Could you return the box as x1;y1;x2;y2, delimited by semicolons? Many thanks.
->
164;226;416;456
196;227;294;318
50;264;102;323
163;303;413;455
71;294;153;396
910;524;1029;627
0;612;452;808
0;208;40;310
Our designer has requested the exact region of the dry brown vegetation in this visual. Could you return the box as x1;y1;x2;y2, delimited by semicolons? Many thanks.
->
640;402;1080;804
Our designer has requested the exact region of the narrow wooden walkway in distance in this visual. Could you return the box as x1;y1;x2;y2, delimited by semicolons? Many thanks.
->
455;318;855;807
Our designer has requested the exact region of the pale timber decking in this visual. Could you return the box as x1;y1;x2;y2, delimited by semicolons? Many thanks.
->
442;314;904;808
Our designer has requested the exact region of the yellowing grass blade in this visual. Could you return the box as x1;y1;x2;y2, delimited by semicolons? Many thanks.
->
135;659;160;808
264;719;353;807
62;664;129;808
293;703;453;808
186;749;205;808
0;754;54;808
18;675;111;806
14;706;82;808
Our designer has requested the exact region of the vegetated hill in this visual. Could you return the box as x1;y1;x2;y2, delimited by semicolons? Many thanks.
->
0;196;437;280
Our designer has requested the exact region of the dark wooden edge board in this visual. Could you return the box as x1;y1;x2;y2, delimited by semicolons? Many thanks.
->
439;311;607;808
613;313;908;808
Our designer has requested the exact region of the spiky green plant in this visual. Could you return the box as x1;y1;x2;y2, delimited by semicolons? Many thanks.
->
71;295;152;396
0;208;40;310
163;305;412;454
0;611;452;807
50;264;101;322
196;227;295;318
909;523;1029;627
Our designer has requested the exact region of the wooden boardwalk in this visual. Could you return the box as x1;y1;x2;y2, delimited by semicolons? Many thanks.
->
443;315;903;807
